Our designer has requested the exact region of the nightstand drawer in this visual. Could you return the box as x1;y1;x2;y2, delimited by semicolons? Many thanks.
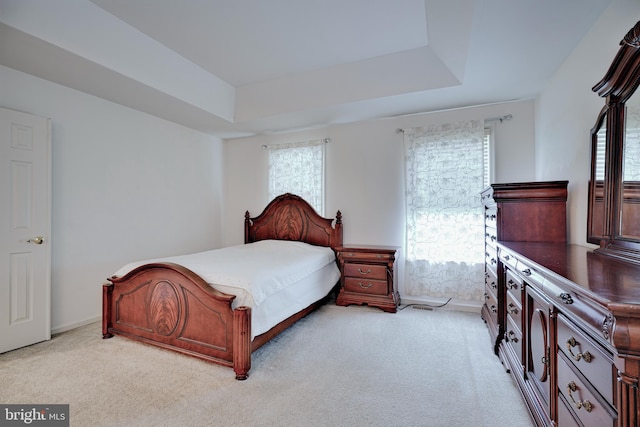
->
340;251;393;262
343;263;387;280
344;277;388;295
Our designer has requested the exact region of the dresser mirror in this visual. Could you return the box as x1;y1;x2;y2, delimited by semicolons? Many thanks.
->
587;107;606;244
589;20;640;261
620;93;640;239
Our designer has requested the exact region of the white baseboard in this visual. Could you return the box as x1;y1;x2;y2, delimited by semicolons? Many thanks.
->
52;316;101;335
399;296;482;313
49;299;482;335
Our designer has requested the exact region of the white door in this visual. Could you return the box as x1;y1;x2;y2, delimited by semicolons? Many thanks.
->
0;107;52;353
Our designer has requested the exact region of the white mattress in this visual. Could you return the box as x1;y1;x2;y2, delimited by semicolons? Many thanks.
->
112;240;340;338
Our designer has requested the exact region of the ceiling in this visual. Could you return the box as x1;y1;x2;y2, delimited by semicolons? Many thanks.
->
0;0;610;139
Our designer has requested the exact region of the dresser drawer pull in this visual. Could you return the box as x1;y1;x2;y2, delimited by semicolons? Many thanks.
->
358;282;373;289
491;258;497;265
567;381;593;412
490;305;497;314
507;303;519;315
504;255;511;261
521;268;532;276
566;337;592;363
508;279;518;290
558;293;574;304
357;268;372;275
507;330;519;343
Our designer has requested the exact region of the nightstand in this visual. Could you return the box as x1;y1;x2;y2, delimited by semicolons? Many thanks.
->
335;245;399;313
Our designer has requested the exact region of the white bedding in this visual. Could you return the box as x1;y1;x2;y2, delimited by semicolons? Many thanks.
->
112;240;340;338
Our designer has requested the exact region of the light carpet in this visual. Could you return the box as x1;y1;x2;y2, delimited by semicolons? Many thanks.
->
0;304;533;426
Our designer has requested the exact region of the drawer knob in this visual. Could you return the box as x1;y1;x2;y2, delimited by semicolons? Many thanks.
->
566;337;592;363
507;303;519;315
567;381;593;412
507;330;519;343
358;282;373;289
358;268;372;275
508;279;518;290
521;268;532;276
558;292;574;304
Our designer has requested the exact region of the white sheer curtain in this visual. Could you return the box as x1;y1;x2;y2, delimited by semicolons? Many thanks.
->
404;120;486;301
268;139;325;214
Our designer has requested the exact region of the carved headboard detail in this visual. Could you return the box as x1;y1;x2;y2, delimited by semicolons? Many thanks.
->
244;193;343;250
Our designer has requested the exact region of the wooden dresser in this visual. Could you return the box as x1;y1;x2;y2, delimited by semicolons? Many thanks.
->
335;245;398;313
482;182;640;426
481;181;568;358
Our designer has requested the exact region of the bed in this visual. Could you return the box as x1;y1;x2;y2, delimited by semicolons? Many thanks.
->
102;193;343;380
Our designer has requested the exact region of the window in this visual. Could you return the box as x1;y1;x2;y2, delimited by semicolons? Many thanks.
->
403;120;486;301
267;139;325;214
483;127;492;188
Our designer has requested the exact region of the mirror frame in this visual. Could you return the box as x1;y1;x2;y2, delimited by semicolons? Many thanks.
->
590;20;640;262
587;106;607;245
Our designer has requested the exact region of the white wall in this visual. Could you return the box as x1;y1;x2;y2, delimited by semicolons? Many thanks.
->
5;1;631;329
223;100;536;305
535;0;640;245
0;65;224;332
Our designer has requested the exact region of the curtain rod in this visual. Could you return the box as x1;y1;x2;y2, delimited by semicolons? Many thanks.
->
485;114;513;123
261;138;331;150
396;114;513;133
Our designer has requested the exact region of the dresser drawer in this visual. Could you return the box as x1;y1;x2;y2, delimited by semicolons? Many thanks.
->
558;393;582;427
485;206;497;227
515;258;544;289
485;269;498;294
505;314;523;365
485;224;497;248
557;353;616;427
499;247;518;270
506;290;522;334
557;313;615;406
343;263;387;281
486;250;498;272
505;269;523;299
484;287;498;327
344;277;388;295
544;278;614;344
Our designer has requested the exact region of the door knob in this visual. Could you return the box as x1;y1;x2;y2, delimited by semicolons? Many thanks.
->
27;236;44;245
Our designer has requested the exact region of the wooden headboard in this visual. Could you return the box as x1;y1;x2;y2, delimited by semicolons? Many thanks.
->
244;193;343;250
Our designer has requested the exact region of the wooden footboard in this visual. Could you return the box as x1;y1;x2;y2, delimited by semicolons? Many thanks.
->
102;262;253;380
